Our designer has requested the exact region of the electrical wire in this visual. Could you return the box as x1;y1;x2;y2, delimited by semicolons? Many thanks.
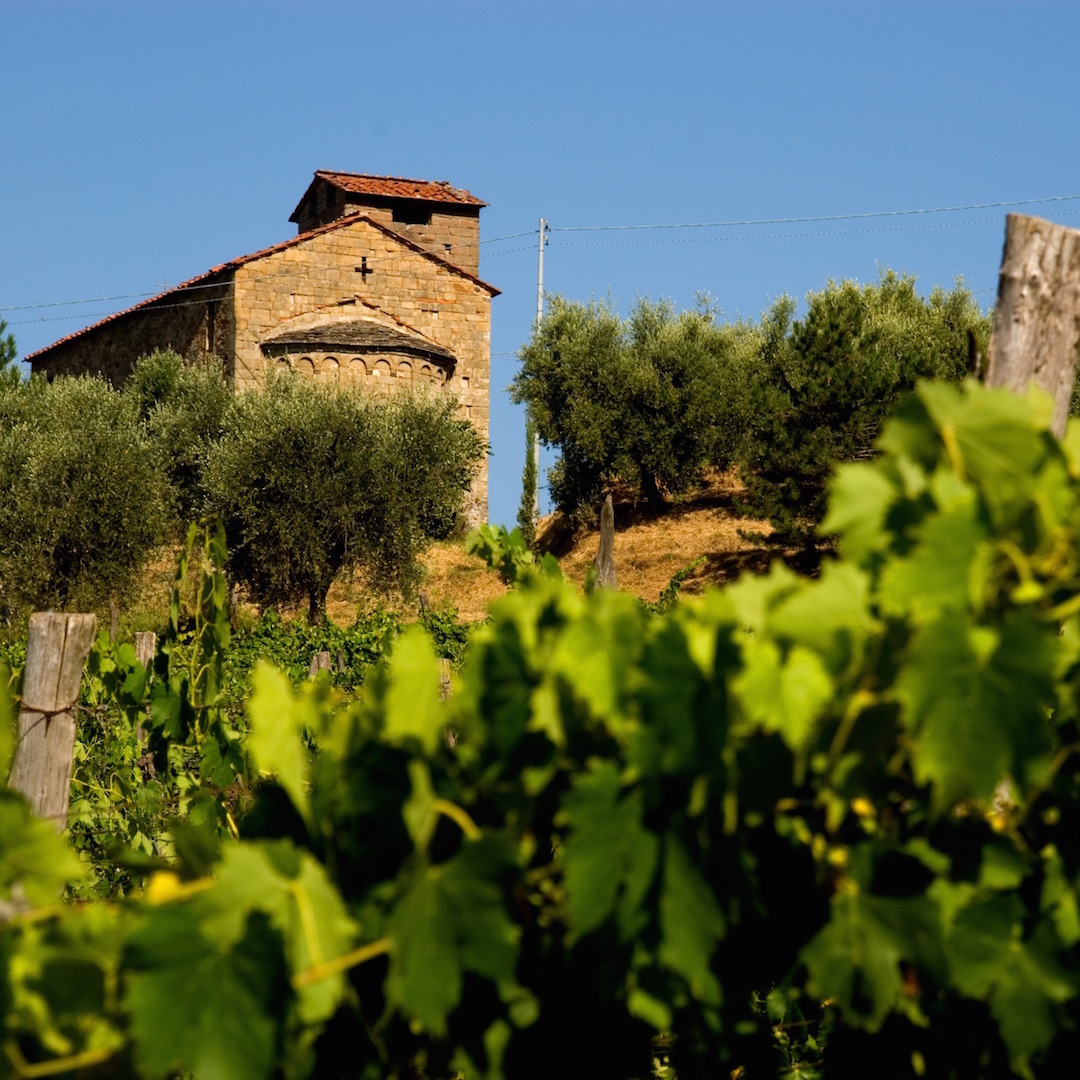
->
6;193;1077;324
548;193;1080;234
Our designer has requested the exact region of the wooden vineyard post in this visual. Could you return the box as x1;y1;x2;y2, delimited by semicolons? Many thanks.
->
594;493;618;589
984;213;1080;435
134;632;157;744
8;613;97;830
309;651;332;678
134;631;156;670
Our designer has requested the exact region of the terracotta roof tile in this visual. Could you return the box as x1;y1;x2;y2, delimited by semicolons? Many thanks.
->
315;170;486;208
262;317;456;362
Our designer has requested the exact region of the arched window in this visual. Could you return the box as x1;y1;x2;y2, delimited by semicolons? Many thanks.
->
349;357;367;382
397;360;412;385
320;356;340;381
297;357;315;378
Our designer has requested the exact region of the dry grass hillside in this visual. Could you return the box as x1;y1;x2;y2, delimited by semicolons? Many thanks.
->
321;469;820;625
116;470;817;635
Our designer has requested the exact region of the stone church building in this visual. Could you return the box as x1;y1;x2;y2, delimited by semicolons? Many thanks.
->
27;170;499;519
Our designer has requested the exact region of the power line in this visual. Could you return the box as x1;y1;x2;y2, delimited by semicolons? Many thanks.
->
547;214;1080;248
6;193;1077;320
548;193;1080;234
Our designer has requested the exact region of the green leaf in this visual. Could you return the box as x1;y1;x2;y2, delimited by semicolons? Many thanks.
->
658;835;724;1004
897;611;1055;809
383;626;443;755
402;759;438;851
125;905;280;1080
0;791;84;906
558;761;659;944
948;896;1076;1067
878;498;987;619
386;835;520;1035
802;885;945;1031
246;662;312;824
192;841;358;1025
822;462;898;562
769;561;875;653
732;638;833;750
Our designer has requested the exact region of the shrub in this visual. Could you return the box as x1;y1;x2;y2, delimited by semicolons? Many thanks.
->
0;376;167;629
203;376;483;621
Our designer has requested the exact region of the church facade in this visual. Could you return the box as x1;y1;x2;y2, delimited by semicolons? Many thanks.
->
27;171;498;519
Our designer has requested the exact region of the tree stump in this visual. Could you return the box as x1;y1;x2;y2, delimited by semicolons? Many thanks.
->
309;651;332;678
984;213;1080;436
8;613;97;830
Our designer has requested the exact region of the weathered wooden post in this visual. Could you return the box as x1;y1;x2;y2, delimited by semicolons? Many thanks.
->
594;493;617;589
309;651;332;678
8;613;97;830
984;213;1080;434
134;631;156;670
133;632;157;749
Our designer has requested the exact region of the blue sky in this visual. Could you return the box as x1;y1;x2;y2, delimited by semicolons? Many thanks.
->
3;1;1080;528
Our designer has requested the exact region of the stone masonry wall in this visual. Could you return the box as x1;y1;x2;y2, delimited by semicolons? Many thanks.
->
29;282;233;383
342;205;481;275
232;218;493;523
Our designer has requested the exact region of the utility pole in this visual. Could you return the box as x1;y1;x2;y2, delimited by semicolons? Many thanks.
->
533;218;548;522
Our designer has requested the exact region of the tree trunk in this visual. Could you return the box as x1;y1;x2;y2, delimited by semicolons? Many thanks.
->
984;213;1080;436
308;586;328;625
8;613;96;830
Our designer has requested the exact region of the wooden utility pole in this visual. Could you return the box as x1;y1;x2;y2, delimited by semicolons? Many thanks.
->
8;613;96;830
533;218;548;522
984;214;1080;435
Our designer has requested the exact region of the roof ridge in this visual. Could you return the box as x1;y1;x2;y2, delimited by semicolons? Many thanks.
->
26;215;498;362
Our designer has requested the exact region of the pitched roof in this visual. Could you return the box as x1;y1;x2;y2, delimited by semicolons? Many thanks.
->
27;213;498;363
290;171;486;224
261;316;456;363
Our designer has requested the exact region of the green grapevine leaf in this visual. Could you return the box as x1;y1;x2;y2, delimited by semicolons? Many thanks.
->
658;834;724;1005
878;498;987;620
769;561;875;653
246;662;313;825
382;626;443;755
897;611;1055;809
802;884;945;1031
0;792;84;906
821;462;898;562
125;905;281;1079
386;835;520;1035
732;638;832;750
558;761;659;944
192;840;358;1025
948;896;1076;1068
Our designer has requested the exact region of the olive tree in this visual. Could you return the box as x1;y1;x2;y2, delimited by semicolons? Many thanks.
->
203;376;484;621
126;349;232;528
0;376;167;629
512;296;739;518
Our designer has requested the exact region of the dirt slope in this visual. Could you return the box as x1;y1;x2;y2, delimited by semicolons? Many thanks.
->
323;469;811;625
